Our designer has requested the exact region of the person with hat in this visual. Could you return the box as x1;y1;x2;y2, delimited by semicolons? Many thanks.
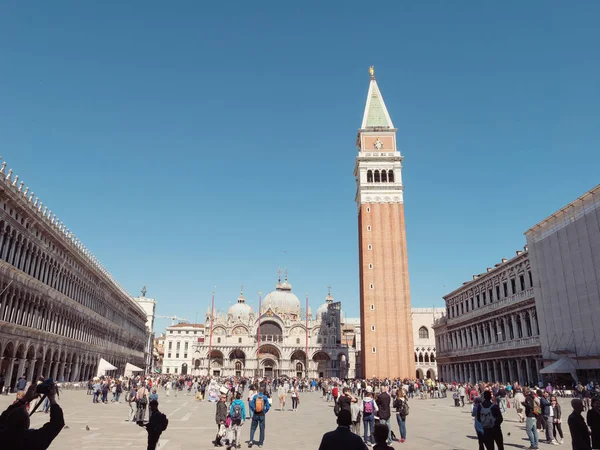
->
318;409;367;450
362;386;379;446
213;393;228;447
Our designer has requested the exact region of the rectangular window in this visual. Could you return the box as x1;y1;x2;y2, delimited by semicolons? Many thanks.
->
461;303;464;314
503;282;508;298
528;271;533;287
168;353;171;358
476;295;480;308
238;337;242;343
178;331;181;334
371;325;375;331
186;331;189;334
168;342;172;350
511;279;516;294
177;342;180;350
174;368;178;373
166;368;170;374
495;286;500;301
372;347;376;353
520;275;525;291
176;353;179;358
184;342;188;350
482;292;486;305
184;353;187;359
471;297;474;310
370;304;375;311
465;300;469;312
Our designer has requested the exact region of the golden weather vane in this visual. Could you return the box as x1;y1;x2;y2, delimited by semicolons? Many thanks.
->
369;66;375;79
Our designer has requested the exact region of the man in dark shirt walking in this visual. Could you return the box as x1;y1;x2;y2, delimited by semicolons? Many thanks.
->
318;409;367;450
568;399;591;450
338;388;356;413
376;386;392;445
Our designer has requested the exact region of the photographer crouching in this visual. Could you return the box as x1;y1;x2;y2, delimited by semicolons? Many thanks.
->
0;379;64;449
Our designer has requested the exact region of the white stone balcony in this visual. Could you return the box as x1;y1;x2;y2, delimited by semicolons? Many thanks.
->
442;335;540;358
446;288;534;326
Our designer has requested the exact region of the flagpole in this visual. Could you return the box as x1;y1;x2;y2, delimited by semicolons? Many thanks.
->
208;291;215;376
305;293;309;377
257;291;262;377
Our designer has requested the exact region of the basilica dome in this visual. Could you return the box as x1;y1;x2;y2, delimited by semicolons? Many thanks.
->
228;292;253;320
261;276;301;319
316;289;334;319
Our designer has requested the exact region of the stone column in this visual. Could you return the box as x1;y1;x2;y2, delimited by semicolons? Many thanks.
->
4;358;16;393
26;359;36;382
534;359;541;384
13;359;26;391
51;361;59;380
508;359;515;384
532;311;539;336
516;359;524;385
500;360;507;383
525;359;533;385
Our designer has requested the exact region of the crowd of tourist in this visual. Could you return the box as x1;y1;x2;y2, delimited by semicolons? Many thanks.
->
0;370;599;450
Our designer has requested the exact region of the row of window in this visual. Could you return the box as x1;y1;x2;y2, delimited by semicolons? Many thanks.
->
169;329;202;335
366;170;395;183
167;353;188;359
0;220;141;333
447;271;533;318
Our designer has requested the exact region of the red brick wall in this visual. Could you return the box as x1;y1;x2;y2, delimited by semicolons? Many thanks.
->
358;202;415;379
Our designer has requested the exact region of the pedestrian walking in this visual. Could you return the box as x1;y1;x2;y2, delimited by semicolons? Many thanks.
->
317;409;366;450
248;388;270;448
393;388;409;443
477;390;504;450
136;384;149;425
228;392;245;450
568;399;591;450
551;396;564;444
587;398;600;450
362;386;378;446
141;400;168;450
522;388;540;449
376;386;392;445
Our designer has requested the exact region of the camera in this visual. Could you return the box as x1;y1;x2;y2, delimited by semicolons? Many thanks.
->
36;378;56;396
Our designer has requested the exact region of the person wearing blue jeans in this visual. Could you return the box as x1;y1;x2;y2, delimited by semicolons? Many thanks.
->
249;389;270;448
363;414;375;445
362;387;379;445
525;416;539;449
522;389;539;449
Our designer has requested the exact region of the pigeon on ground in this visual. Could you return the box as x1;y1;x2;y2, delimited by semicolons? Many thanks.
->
85;425;90;431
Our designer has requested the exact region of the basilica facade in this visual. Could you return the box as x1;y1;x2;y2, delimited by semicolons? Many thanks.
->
162;276;356;379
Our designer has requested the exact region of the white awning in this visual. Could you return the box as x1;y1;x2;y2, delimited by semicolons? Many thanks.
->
96;358;117;376
125;362;144;376
540;356;578;380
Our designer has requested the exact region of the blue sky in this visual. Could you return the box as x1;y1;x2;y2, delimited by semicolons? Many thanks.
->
1;1;599;333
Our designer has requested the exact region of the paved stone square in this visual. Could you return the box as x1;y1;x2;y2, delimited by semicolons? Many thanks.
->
0;390;575;449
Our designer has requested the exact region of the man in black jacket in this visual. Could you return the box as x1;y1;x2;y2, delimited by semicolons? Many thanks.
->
318;409;367;450
376;386;392;444
568;399;591;450
0;382;64;450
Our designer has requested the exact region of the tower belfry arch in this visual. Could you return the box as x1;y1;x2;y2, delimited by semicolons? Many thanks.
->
354;67;415;379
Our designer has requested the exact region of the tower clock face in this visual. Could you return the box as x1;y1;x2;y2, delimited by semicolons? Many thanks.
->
374;139;383;150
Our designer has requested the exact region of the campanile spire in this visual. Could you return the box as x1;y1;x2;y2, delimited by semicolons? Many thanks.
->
354;68;415;379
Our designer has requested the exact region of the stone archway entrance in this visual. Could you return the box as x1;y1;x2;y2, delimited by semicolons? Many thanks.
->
261;358;276;378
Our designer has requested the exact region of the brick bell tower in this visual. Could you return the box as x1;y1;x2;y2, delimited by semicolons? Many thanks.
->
355;67;415;379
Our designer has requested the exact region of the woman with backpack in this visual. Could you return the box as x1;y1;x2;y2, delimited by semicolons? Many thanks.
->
362;386;379;446
393;388;409;443
135;383;150;426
